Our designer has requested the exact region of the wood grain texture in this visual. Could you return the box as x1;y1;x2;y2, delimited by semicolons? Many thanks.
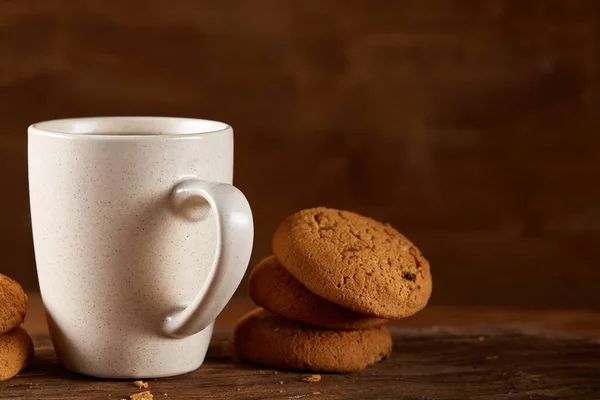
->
0;329;597;400
0;1;599;308
11;295;600;399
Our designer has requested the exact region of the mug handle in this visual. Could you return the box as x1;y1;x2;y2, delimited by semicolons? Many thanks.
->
162;179;253;338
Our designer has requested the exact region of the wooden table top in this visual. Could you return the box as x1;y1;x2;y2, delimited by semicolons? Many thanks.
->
4;294;599;399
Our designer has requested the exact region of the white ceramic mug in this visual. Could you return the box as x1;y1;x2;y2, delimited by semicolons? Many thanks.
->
28;117;253;378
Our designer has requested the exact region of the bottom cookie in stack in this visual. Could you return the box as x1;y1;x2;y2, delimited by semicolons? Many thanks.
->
0;273;34;381
233;256;392;372
0;327;33;381
234;308;392;373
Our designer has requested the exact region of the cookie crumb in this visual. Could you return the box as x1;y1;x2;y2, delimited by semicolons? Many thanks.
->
312;392;321;395
163;394;168;398
129;391;153;400
134;381;148;389
370;352;386;365
301;374;322;383
278;390;283;393
234;388;241;391
273;371;278;374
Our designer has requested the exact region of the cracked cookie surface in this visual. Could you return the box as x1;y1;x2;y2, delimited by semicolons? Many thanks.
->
233;308;392;372
249;255;387;329
0;274;28;335
0;327;33;381
272;207;432;319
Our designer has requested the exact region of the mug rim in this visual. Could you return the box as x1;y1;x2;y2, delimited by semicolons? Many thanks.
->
28;116;231;139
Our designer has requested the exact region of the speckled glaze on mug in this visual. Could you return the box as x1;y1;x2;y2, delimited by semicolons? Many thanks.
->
28;117;253;378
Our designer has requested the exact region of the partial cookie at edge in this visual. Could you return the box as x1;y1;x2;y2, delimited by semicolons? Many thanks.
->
0;327;34;381
0;274;28;335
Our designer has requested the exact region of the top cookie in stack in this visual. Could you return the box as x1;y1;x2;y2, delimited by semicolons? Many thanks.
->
0;274;28;336
273;207;432;319
234;207;432;373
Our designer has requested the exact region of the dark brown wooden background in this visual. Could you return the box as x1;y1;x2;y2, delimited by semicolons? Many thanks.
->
1;1;599;308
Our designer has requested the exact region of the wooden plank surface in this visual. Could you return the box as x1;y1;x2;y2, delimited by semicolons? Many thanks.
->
1;329;598;400
0;1;599;309
3;294;599;399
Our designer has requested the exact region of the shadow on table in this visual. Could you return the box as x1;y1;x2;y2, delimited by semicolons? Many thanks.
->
21;332;244;382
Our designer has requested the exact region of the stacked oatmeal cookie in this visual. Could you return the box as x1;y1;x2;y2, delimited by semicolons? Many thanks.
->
0;274;33;381
234;207;432;373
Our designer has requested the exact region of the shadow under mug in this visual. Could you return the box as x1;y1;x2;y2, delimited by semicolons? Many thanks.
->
28;117;253;378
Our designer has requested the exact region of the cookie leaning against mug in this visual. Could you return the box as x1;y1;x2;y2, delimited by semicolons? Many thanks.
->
234;308;392;373
0;274;28;335
0;327;34;381
249;255;387;330
273;207;432;319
